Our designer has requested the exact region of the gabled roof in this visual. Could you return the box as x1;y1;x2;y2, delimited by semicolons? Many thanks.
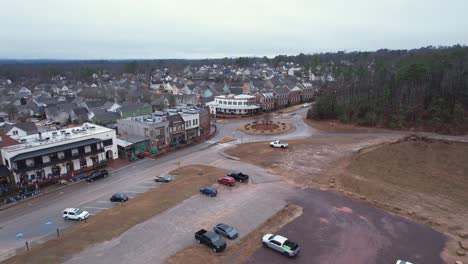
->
85;99;108;109
229;87;244;95
0;131;19;149
118;103;150;113
272;85;289;95
91;109;121;124
166;113;184;125
3;122;39;135
72;107;89;116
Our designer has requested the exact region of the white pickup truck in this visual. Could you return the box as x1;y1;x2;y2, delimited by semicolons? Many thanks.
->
269;140;288;148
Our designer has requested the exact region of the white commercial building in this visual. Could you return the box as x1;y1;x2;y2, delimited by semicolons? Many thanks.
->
206;94;260;115
1;123;118;184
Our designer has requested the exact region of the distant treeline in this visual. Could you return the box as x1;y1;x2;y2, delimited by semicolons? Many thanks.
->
306;45;468;134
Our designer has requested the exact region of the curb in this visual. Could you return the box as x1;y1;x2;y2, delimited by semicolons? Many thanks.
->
218;149;240;161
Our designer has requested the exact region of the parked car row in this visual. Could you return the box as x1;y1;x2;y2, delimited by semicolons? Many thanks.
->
3;189;41;204
199;171;249;197
194;222;239;253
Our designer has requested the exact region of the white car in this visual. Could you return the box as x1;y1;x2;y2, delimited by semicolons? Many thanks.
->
44;120;54;126
262;233;300;257
62;208;90;221
269;140;288;148
396;261;413;264
302;103;311;108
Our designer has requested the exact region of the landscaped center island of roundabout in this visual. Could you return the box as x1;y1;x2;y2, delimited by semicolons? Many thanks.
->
241;120;292;134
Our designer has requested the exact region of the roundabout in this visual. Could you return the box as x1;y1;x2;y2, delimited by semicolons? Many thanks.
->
240;120;293;135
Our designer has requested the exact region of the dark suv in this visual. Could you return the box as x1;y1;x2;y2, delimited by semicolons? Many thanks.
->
227;172;249;182
86;170;109;182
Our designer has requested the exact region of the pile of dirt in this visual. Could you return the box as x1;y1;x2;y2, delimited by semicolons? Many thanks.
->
3;165;228;264
166;204;303;264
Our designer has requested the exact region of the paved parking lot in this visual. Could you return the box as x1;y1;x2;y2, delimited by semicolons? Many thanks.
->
65;174;296;264
246;188;447;264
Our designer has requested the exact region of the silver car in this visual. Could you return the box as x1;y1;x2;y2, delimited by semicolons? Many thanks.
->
154;175;173;182
213;223;238;239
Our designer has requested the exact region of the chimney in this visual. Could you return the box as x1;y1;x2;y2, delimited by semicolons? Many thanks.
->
38;132;42;139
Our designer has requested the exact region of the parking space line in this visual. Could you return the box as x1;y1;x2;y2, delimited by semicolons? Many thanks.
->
96;201;112;204
84;206;110;210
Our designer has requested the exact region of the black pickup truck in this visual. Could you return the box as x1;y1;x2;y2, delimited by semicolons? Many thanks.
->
86;170;109;182
194;229;226;253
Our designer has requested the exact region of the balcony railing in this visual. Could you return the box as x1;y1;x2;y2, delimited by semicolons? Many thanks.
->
14;149;105;173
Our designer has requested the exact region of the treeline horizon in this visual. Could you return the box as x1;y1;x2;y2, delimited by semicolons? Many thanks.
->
1;45;467;81
307;45;468;135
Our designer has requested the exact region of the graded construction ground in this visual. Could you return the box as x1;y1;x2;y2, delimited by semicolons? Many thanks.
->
304;118;395;133
166;204;303;264
1;165;228;264
224;137;468;262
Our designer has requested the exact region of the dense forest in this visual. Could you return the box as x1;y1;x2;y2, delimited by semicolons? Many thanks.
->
305;46;468;134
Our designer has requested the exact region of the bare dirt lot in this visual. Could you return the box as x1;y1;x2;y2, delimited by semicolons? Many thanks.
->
2;165;228;264
225;136;468;262
304;118;396;133
166;204;303;264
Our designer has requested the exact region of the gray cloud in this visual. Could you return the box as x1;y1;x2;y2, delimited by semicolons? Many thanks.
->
1;0;467;59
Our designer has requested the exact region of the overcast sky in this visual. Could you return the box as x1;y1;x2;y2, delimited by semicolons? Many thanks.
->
1;0;467;59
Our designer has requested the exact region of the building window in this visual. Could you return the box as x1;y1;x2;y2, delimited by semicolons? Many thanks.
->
12;130;18;135
71;148;79;156
26;159;34;167
84;146;91;153
80;158;87;168
57;152;65;159
103;139;113;146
